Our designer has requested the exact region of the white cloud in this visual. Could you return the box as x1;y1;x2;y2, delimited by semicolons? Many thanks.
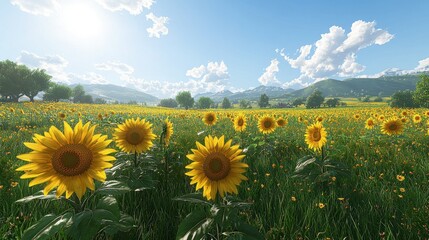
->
186;61;229;83
95;0;154;15
71;72;108;84
281;20;393;88
258;59;281;86
10;0;58;16
415;57;429;71
17;51;70;83
146;13;169;38
95;61;135;75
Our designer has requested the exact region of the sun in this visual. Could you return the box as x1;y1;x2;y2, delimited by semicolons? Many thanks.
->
59;2;103;40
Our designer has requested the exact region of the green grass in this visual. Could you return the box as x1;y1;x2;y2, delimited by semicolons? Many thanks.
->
1;102;429;239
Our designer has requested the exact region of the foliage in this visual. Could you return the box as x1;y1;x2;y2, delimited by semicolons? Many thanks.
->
390;90;417;108
239;99;251;108
221;97;232;109
413;74;429;108
292;97;305;107
94;98;107;104
0;60;51;102
306;89;324;108
176;91;194;109
43;83;72;102
196;97;214;109
325;98;340;108
159;98;178;108
258;94;269;108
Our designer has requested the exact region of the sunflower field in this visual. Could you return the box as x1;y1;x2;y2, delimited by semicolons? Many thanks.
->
1;102;429;239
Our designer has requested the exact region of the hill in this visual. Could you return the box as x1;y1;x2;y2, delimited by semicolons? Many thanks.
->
286;74;424;98
75;84;159;104
195;86;294;102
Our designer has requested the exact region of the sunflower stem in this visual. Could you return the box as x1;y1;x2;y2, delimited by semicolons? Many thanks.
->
133;151;138;167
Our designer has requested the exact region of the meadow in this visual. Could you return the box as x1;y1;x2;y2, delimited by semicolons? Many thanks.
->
1;102;429;240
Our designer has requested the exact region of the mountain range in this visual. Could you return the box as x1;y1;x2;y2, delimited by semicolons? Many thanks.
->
74;72;427;104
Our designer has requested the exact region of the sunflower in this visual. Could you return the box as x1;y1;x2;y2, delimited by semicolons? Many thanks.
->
276;117;288;127
425;111;429;117
162;118;174;146
401;111;408;117
185;135;248;200
413;114;422;123
203;112;217;126
354;114;360;120
233;113;247;132
114;118;156;154
16;121;116;199
258;115;277;134
58;112;66;119
381;118;404;136
305;122;327;151
365;118;375;129
315;116;323;122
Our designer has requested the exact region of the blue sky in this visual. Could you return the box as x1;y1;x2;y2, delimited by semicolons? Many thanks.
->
1;0;428;98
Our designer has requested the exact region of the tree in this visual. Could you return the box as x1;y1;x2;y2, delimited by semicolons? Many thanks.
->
158;98;178;108
80;94;93;103
221;97;232;109
325;98;340;108
197;97;214;109
258;94;269;108
292;97;305;107
0;60;31;102
239;99;251;109
413;74;429;108
94;98;107;104
390;90;416;108
72;85;86;103
306;90;324;109
22;69;51;102
43;83;72;102
176;91;194;109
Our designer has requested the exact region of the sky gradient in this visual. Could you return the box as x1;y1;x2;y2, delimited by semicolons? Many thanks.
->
1;0;428;98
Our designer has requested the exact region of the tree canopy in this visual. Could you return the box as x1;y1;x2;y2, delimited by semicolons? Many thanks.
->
176;91;194;109
43;83;72;102
413;74;429;108
390;90;417;108
221;97;232;109
158;98;178;108
0;60;51;102
306;90;325;109
258;94;269;108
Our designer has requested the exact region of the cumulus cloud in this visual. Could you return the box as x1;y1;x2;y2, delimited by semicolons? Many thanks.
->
357;57;429;78
415;57;429;71
10;0;58;16
281;20;393;88
146;13;169;38
95;0;154;15
258;59;281;86
71;72;108;84
17;51;70;83
186;61;229;83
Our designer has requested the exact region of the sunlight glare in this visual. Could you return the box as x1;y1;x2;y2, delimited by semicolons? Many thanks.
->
59;3;103;41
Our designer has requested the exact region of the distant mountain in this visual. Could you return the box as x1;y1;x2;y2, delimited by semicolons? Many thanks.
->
286;73;425;98
195;86;294;102
74;84;159;104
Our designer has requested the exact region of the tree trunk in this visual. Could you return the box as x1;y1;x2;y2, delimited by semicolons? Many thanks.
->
29;96;34;102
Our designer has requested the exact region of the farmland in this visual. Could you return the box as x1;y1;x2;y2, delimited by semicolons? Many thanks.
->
1;102;429;239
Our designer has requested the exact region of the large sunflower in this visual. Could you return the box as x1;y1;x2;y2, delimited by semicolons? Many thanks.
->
305;122;327;151
233;113;247;132
276;117;288;127
16;121;116;199
185;136;248;201
162;118;174;146
381;117;404;136
114;118;156;154
258;115;277;134
203;112;217;126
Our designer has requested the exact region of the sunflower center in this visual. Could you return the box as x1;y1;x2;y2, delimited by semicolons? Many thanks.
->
207;115;214;122
312;130;321;141
263;120;272;128
126;131;142;145
52;144;92;176
238;119;244;126
389;124;397;131
203;152;230;181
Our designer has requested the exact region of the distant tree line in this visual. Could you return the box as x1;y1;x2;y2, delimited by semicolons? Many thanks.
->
390;75;429;108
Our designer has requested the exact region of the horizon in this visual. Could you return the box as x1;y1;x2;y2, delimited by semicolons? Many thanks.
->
1;0;428;98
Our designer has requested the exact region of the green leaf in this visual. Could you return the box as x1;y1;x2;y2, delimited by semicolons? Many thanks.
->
96;180;130;196
68;210;100;240
15;190;59;203
173;193;213;206
234;222;264;240
176;209;214;240
22;212;72;240
95;196;120;222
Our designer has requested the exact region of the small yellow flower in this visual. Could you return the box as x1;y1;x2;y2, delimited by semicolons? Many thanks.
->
399;188;406;193
337;197;345;201
291;196;297;202
396;175;405;181
318;203;326;209
0;185;4;190
10;181;18;187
